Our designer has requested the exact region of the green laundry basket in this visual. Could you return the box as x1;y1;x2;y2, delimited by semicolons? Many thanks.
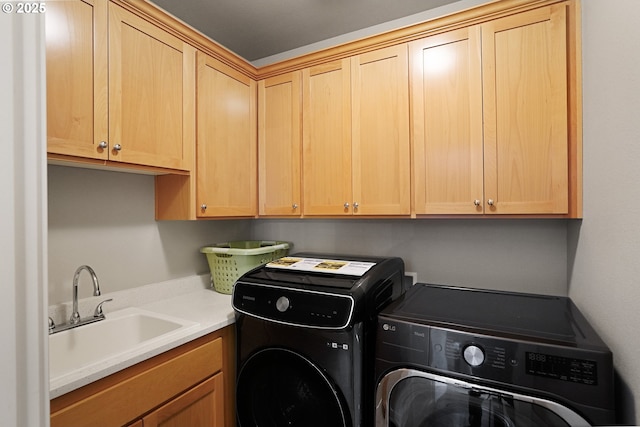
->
200;240;290;294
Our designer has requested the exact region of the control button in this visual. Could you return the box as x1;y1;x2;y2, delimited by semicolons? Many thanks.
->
463;345;485;367
276;296;290;312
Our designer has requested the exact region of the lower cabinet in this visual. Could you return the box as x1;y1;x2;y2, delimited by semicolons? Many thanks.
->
50;326;234;427
136;374;224;427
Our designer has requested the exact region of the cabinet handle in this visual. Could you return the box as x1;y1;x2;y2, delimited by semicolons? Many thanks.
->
474;199;481;207
343;202;350;209
353;202;359;210
292;203;298;210
98;141;108;149
200;204;207;211
113;144;122;152
487;199;494;206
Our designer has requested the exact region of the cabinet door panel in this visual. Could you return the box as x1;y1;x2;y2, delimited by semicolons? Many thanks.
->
352;45;410;215
46;0;108;159
196;52;257;217
258;72;302;216
482;5;568;214
142;374;224;427
411;26;484;214
109;3;192;170
302;59;352;216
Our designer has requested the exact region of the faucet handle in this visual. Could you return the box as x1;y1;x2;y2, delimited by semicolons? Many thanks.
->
93;298;113;318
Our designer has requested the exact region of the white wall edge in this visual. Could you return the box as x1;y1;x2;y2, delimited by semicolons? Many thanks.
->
0;11;49;427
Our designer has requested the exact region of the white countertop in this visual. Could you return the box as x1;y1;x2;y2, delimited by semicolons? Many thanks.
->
49;275;235;399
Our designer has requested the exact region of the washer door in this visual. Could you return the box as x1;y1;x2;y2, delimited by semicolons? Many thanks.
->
376;369;591;427
237;348;350;427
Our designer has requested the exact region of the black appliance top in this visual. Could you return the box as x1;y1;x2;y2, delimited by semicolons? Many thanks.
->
241;252;404;293
233;253;405;328
381;283;608;349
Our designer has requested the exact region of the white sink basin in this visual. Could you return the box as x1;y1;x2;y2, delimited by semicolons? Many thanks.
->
49;307;199;384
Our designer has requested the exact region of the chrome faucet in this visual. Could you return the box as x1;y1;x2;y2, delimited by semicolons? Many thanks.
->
48;265;112;335
70;265;101;324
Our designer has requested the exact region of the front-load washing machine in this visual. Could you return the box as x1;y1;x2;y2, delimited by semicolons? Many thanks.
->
375;283;615;426
233;253;405;427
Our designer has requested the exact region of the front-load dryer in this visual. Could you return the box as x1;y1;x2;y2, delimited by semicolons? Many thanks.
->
375;283;615;426
233;253;405;427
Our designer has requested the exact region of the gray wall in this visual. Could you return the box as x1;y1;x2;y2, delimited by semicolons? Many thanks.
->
47;166;253;305
252;219;568;295
567;0;640;423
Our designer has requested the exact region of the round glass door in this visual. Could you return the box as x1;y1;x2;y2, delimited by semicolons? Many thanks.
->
237;348;350;427
376;369;590;427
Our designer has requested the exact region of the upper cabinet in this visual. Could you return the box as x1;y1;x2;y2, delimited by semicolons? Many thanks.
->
351;45;410;216
46;0;108;160
108;3;194;171
49;0;581;220
411;27;484;215
301;45;410;216
412;4;576;215
481;5;570;215
258;72;302;217
196;52;257;218
46;0;195;172
302;59;352;216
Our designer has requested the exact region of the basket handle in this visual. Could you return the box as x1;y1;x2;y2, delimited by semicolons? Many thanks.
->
267;243;289;251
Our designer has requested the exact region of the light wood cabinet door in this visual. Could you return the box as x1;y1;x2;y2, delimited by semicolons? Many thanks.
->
196;52;257;217
302;51;410;217
352;44;410;216
258;72;302;216
46;0;108;159
302;59;352;216
411;26;484;215
412;5;571;216
108;3;194;171
142;374;224;427
482;5;569;214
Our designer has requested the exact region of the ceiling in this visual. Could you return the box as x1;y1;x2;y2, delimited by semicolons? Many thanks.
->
147;0;462;63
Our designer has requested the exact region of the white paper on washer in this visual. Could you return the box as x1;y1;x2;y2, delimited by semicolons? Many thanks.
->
266;257;376;276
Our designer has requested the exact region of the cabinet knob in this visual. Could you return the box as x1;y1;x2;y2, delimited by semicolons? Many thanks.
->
343;202;350;209
113;144;122;152
487;199;495;206
200;204;207;211
353;202;359;210
474;199;481;207
98;141;108;149
292;203;298;210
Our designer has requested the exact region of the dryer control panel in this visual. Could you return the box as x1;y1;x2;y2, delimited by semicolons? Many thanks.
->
376;316;609;397
233;281;354;329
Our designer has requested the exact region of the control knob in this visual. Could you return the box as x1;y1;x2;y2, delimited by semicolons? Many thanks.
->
276;296;290;312
463;345;485;367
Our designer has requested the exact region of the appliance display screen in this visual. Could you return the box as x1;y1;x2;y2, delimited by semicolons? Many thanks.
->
525;352;597;385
